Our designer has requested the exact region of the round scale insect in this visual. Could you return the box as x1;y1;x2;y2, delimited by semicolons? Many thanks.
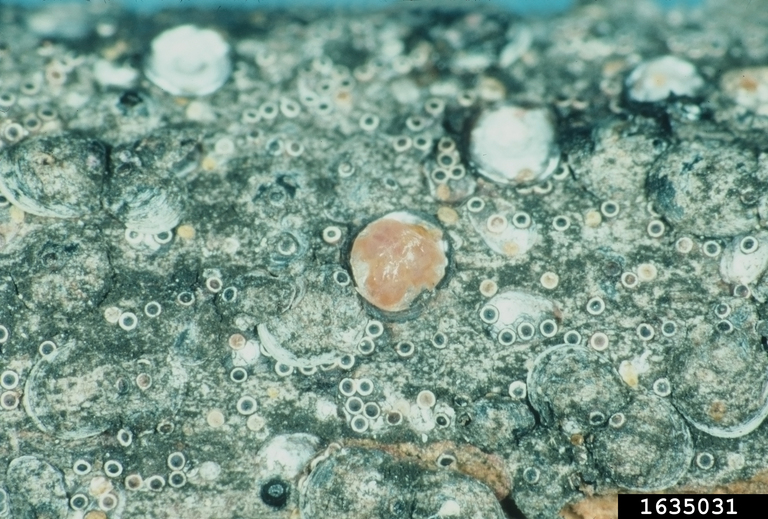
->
0;135;107;218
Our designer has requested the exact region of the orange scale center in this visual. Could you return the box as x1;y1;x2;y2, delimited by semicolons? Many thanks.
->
351;218;447;312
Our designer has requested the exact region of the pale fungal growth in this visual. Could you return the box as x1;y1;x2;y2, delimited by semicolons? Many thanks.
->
540;271;559;290
621;272;639;288
247;414;266;432
1;391;19;410
720;67;768;113
206;409;226;428
609;412;626;429
213;137;235;157
625;55;704;102
589;332;609;351
417;390;436;409
103;306;121;324
350;212;448;313
479;279;498;297
99;493;119;511
636;263;658;281
125;474;143;491
135;373;152;390
227;333;246;351
486;214;508;234
584;210;602;228
469;105;559;186
145;25;231;96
